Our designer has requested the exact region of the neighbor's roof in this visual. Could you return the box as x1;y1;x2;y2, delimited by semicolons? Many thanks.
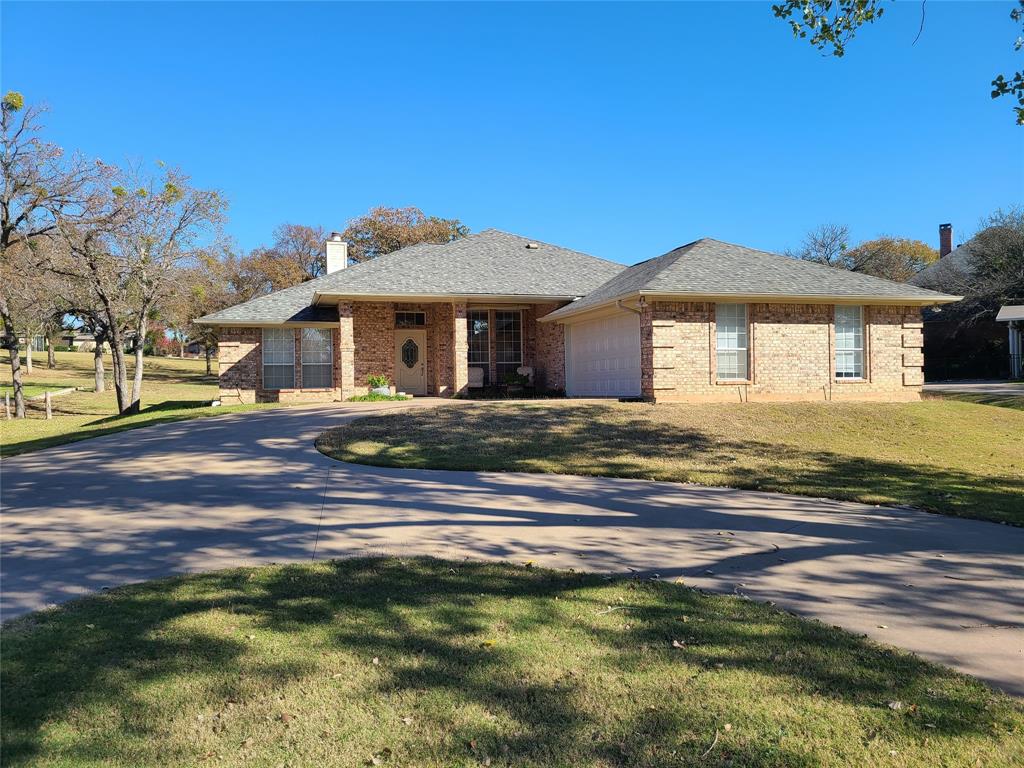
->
996;305;1024;322
908;240;976;291
545;238;961;321
197;229;624;325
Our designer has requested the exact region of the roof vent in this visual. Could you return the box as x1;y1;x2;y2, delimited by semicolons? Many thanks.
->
525;242;540;249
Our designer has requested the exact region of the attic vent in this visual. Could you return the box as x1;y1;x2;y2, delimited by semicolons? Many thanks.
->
525;242;540;249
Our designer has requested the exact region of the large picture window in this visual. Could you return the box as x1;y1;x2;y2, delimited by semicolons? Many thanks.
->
301;328;333;388
467;309;490;385
495;310;523;383
715;303;748;381
263;328;295;389
835;305;865;379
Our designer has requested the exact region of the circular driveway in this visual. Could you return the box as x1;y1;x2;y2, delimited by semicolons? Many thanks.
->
2;400;1021;695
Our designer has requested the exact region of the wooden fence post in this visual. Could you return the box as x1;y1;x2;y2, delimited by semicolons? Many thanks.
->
45;391;52;420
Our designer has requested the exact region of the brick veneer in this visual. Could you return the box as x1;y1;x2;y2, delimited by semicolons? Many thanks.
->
640;301;924;402
217;326;342;404
217;300;567;402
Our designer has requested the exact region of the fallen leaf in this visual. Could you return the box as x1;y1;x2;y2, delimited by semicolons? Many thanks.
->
280;712;292;724
671;639;686;649
332;673;344;679
372;657;380;665
724;723;732;732
401;716;413;725
888;701;903;711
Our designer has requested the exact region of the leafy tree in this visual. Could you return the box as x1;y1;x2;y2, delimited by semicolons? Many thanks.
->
785;223;852;268
847;236;938;282
0;91;109;417
341;206;469;263
772;0;1024;124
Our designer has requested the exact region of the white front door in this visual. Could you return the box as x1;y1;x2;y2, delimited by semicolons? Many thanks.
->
394;330;427;395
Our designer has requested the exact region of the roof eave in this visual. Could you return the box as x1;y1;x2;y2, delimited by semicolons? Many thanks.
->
541;290;962;323
311;291;579;304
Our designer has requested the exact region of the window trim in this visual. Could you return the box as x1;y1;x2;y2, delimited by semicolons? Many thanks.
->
395;311;426;328
714;303;750;383
300;327;334;390
262;327;295;390
834;305;866;381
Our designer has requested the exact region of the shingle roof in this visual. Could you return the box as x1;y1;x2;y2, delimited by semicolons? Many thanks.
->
198;229;625;325
545;238;960;320
907;240;976;291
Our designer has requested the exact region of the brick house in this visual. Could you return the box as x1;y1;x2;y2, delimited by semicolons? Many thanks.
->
197;230;959;404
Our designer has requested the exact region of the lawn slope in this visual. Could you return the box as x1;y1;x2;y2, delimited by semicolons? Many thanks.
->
318;401;1024;526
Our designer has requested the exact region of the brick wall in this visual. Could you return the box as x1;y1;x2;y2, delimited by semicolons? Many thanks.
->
533;303;566;391
216;300;571;402
641;301;924;402
217;326;342;404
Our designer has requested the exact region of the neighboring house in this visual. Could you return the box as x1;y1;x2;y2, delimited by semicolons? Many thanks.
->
197;229;959;404
62;332;109;352
909;225;1007;380
995;305;1024;379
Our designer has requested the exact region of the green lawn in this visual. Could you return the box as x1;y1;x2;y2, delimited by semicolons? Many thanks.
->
0;382;68;399
318;400;1024;526
2;557;1020;767
0;351;275;456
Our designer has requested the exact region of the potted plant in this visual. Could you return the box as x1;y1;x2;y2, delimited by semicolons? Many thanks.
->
367;374;392;396
504;370;530;395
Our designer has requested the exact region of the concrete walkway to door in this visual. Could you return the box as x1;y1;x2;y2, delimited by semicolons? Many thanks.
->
1;400;1022;696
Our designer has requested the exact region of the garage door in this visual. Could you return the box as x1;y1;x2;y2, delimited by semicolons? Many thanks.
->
566;312;642;397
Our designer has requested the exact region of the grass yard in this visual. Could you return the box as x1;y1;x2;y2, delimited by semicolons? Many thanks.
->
2;557;1020;768
318;400;1024;526
0;351;275;456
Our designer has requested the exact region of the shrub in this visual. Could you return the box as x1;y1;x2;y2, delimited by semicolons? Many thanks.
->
367;374;390;389
348;393;410;402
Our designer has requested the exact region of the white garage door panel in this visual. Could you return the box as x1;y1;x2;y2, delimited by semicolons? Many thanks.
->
567;312;642;397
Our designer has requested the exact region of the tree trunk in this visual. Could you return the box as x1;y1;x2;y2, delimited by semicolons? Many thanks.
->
25;331;33;374
127;318;147;415
0;302;26;418
47;335;56;368
93;337;105;393
205;345;212;375
106;323;130;413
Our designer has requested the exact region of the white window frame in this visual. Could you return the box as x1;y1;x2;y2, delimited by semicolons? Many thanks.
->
262;328;295;390
300;328;333;389
834;305;865;380
715;303;749;381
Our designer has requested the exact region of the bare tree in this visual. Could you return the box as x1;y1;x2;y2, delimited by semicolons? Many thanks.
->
0;91;108;417
785;223;852;269
57;165;225;414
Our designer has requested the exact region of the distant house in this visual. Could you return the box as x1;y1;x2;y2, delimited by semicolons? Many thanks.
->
909;224;1008;380
198;229;958;404
996;305;1024;379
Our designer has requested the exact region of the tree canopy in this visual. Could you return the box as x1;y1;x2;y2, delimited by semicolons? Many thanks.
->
772;0;1024;125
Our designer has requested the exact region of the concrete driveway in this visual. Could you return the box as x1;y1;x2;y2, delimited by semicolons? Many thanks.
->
2;400;1022;696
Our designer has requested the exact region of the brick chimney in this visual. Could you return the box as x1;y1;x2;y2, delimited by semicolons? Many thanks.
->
325;232;348;274
939;223;953;257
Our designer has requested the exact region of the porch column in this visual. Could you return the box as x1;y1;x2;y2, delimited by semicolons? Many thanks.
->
452;301;469;397
338;301;356;400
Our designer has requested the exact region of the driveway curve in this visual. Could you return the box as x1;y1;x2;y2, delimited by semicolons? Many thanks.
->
2;400;1021;695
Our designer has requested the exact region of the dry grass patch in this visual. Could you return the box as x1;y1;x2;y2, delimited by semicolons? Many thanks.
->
318;400;1024;526
2;557;1021;767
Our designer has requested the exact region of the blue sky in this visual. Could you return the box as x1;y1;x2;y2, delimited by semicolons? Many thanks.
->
2;1;1021;265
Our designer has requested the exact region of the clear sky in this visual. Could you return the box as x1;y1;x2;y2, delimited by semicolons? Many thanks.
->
2;1;1022;265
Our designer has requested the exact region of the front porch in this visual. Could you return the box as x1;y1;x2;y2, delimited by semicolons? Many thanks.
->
216;300;566;405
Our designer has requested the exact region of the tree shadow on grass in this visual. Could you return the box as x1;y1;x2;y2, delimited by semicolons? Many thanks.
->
319;403;1024;526
1;558;1019;767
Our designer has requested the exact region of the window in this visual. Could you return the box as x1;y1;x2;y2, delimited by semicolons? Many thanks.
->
715;303;748;381
395;311;426;328
495;310;523;382
835;305;865;379
467;309;490;385
263;328;295;389
301;328;333;388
